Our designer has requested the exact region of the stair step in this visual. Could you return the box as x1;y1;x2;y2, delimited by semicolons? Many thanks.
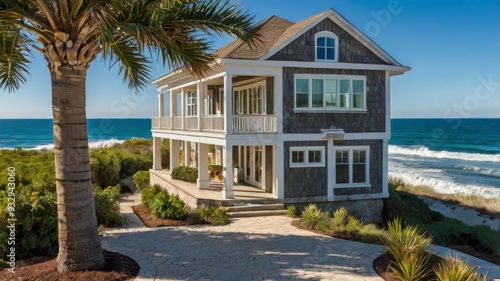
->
227;209;288;218
226;203;285;212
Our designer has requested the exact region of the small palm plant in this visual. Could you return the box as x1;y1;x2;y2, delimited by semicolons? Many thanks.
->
383;218;433;281
301;204;323;228
434;256;489;281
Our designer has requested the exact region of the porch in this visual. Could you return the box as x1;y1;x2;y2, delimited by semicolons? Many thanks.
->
150;169;277;210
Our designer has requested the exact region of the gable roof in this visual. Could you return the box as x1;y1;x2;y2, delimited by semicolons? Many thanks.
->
214;8;402;66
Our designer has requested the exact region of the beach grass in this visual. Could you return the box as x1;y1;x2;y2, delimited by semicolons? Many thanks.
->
389;177;500;216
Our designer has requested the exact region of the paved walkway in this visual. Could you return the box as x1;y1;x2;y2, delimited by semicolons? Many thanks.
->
102;193;500;281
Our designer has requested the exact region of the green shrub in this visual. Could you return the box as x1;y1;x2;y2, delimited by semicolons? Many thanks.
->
286;205;298;218
301;204;323;228
197;204;230;225
0;191;58;258
120;154;152;177
315;212;332;232
149;192;187;220
141;184;163;208
93;185;123;226
345;216;363;233
161;139;170;169
90;149;121;187
132;170;150;191
434;256;488;281
171;166;198;183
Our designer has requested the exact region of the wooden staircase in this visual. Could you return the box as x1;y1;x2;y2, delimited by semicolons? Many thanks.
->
226;203;287;218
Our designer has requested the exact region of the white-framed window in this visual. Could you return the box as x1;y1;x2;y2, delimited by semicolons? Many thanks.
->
186;91;197;116
334;146;370;187
290;146;325;168
233;81;266;115
294;74;366;111
315;31;338;62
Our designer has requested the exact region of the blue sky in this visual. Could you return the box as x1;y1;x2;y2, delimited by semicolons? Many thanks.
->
0;0;499;119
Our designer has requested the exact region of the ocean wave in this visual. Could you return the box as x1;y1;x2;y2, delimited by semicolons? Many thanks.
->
389;145;500;162
388;168;500;199
454;165;500;179
26;138;125;151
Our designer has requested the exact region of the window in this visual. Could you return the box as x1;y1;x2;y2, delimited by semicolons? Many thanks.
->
294;75;366;111
290;146;325;167
315;31;338;62
233;81;267;115
186;92;197;116
334;146;370;186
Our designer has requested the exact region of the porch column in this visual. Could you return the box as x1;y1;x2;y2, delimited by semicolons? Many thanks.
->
181;89;185;130
222;144;234;199
275;142;284;199
153;137;162;170
274;73;283;134
184;141;191;167
158;93;165;117
197;82;206;131
170;139;181;172
223;73;233;134
170;90;176;117
197;143;209;189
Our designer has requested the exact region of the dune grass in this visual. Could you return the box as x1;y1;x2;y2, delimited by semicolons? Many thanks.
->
389;177;500;216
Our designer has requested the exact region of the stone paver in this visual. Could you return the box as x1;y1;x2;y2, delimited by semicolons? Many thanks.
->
102;193;500;281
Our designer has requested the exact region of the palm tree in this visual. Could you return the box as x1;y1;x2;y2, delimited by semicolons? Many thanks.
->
0;0;259;272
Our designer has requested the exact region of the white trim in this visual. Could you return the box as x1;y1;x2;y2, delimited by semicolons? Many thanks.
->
332;145;370;188
314;31;339;62
289;146;325;168
159;72;226;92
221;58;411;75
259;9;401;66
382;139;389;199
276;142;285;199
385;71;391;137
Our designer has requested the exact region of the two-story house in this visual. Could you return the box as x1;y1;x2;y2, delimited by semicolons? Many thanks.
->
150;8;410;222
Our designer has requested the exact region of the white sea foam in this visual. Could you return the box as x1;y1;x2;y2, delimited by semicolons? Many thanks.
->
27;138;125;151
389;161;500;199
389;145;500;162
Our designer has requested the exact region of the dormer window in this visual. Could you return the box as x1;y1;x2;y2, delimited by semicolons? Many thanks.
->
315;31;338;62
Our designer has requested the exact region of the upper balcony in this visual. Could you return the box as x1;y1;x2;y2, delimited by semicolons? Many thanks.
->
152;114;277;134
152;75;279;135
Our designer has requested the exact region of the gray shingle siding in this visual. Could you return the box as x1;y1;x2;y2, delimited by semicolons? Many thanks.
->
284;141;328;198
282;68;386;134
268;18;387;64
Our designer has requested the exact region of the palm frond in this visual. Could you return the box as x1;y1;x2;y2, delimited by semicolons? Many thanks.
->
0;22;31;92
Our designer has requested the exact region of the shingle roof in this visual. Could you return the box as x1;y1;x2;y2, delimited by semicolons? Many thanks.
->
213;15;295;60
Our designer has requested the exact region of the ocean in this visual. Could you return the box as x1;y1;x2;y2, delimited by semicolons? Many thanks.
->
0;118;498;198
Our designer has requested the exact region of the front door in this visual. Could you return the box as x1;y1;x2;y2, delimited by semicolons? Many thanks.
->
240;146;263;189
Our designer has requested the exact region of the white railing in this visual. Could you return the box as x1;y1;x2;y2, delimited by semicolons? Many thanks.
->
152;117;172;130
184;116;198;130
202;115;224;132
232;114;277;133
173;116;183;130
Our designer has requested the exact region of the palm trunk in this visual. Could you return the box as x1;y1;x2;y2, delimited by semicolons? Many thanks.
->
52;66;105;272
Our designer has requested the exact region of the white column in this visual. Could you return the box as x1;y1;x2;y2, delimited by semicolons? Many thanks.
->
170;90;176;117
274;73;283;134
181;89;185;130
158;94;165;117
197;143;210;189
327;140;335;201
184;141;191;167
223;73;232;134
222;144;234;199
261;146;266;191
275;142;284;199
197;82;205;131
153;137;162;170
382;139;389;198
170;139;180;172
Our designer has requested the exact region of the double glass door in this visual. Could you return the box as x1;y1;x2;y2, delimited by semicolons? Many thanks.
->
239;146;263;188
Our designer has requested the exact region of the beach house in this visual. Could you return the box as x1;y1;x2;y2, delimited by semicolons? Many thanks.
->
150;8;410;222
